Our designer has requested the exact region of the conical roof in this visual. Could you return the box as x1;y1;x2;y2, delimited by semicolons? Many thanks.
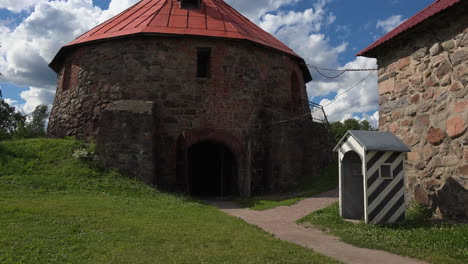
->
50;0;311;81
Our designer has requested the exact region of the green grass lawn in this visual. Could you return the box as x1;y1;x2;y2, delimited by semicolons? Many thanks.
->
237;163;338;210
298;203;468;264
0;138;339;264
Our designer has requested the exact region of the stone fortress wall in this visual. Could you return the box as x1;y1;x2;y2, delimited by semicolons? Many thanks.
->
375;8;467;218
48;35;332;195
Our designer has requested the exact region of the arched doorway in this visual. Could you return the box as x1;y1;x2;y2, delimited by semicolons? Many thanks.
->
187;141;238;197
341;151;364;220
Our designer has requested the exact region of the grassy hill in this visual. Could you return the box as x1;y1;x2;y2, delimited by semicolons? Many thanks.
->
0;139;338;264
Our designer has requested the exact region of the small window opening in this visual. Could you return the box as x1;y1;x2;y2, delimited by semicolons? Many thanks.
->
380;164;393;179
197;48;211;78
180;0;201;9
62;63;71;91
291;72;300;103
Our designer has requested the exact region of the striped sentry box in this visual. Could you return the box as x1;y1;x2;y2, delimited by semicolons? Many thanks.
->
333;130;411;224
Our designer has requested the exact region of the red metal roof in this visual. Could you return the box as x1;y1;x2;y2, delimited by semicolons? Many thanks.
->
357;0;463;57
62;0;298;58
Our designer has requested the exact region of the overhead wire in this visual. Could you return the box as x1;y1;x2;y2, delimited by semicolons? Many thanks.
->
306;64;377;79
272;70;377;125
321;70;376;108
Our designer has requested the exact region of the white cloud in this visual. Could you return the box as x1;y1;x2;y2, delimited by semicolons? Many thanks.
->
255;1;379;124
19;87;55;114
376;14;404;33
258;3;347;73
366;111;379;128
0;0;139;113
5;87;55;114
0;0;41;13
225;0;301;23
4;98;18;106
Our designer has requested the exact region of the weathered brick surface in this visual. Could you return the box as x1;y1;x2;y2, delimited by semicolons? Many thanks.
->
48;35;333;196
375;8;467;219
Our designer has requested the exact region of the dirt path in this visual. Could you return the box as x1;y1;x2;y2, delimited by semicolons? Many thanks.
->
206;189;426;264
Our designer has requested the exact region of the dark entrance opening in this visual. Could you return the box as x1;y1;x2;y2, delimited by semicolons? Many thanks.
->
188;141;238;197
341;151;364;220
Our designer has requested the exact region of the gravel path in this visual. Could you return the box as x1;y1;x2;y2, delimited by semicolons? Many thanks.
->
206;189;426;264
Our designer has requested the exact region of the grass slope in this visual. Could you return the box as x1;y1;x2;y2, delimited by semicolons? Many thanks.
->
298;203;468;264
238;163;338;211
0;139;339;264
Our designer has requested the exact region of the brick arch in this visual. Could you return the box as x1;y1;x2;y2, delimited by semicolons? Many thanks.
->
173;128;247;194
179;128;245;165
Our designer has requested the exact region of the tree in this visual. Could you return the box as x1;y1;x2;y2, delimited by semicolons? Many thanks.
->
0;91;25;141
14;105;49;139
330;118;376;143
29;104;49;137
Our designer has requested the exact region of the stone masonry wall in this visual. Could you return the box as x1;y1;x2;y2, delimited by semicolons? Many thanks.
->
96;100;156;185
375;8;467;218
48;35;333;195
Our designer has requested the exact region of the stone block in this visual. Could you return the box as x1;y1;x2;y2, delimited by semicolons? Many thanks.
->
395;81;409;94
432;157;443;168
406;134;421;147
426;127;446;145
430;53;448;68
441;40;455;50
410;94;420;103
429;43;442;56
405;105;418;116
450;83;460;92
450;48;468;66
397;56;411;70
380;97;408;114
414;114;430;131
389;122;399;134
378;73;389;83
408;149;421;161
459;165;468;176
423;144;436;162
460;32;468;47
453;100;468;113
410;75;423;86
414;184;431;205
423;77;438;88
446;116;467;139
400;118;412;127
435;90;448;102
443;154;460;167
379;78;395;95
439;75;451;86
436;61;452;80
412;47;427;60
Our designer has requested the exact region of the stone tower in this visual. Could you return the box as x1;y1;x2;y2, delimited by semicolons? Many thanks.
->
48;0;332;196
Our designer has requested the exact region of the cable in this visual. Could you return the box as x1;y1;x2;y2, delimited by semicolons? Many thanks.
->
307;64;377;72
312;66;347;79
322;71;375;108
271;70;376;125
306;64;377;79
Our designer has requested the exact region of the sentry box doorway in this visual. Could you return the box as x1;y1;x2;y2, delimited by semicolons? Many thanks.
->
333;131;411;224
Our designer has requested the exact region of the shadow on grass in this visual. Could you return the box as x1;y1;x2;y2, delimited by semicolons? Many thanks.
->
237;162;339;210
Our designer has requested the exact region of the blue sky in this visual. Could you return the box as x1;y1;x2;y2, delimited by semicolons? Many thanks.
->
0;0;433;126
